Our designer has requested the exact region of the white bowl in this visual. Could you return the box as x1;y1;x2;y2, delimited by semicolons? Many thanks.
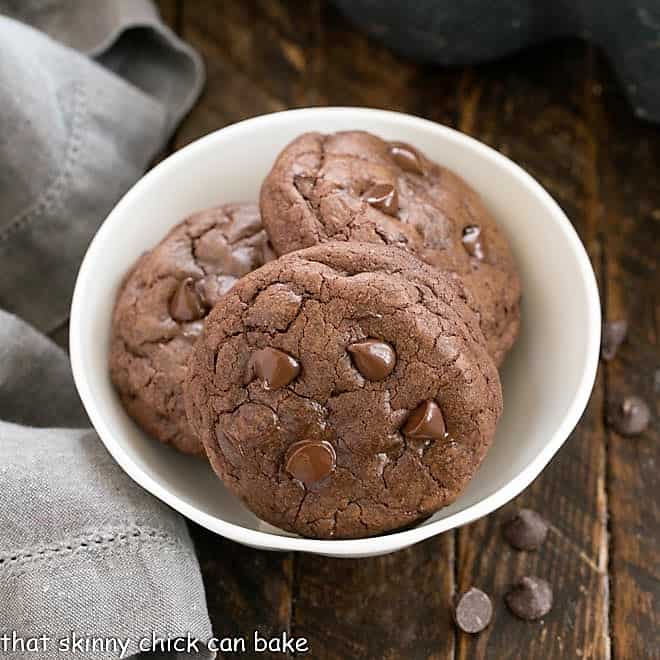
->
70;108;600;558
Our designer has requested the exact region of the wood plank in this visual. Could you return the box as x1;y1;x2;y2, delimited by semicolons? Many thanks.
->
183;0;320;106
317;4;462;126
175;0;321;148
190;526;294;653
293;537;455;660
590;48;660;659
453;41;610;659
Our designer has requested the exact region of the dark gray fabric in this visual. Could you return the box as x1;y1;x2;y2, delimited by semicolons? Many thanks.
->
334;0;660;123
0;2;212;658
0;311;87;428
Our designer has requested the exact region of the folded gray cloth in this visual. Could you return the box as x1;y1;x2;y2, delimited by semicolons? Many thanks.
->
0;2;213;658
0;0;203;333
0;313;213;660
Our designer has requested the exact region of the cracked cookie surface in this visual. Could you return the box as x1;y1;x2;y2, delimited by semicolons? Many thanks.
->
185;242;502;538
260;130;521;365
110;203;274;455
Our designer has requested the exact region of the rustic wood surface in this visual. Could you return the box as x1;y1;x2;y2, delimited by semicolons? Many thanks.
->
65;1;656;657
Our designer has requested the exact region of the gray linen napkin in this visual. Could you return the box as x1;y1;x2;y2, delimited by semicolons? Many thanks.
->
0;312;214;660
0;2;213;658
0;0;203;332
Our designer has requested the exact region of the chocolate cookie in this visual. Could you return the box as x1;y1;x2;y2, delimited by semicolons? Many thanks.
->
110;203;274;454
260;131;521;365
185;242;502;538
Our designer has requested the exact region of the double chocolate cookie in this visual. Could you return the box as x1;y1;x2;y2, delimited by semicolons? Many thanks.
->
110;203;274;454
185;242;502;537
260;130;521;365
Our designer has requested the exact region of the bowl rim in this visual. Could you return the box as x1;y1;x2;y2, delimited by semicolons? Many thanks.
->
70;107;601;556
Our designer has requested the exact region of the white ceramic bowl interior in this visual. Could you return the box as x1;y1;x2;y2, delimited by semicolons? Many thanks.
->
70;108;600;558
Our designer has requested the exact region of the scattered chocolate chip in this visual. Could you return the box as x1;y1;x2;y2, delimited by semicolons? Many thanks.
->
285;440;336;486
364;183;399;216
348;339;396;380
453;587;493;633
403;400;446;440
505;577;553;621
601;319;628;361
462;225;486;260
169;277;206;322
504;509;549;551
389;142;424;175
251;347;300;390
607;395;651;436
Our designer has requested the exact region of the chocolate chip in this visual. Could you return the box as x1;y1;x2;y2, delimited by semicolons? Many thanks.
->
601;319;627;361
403;400;446;440
504;509;549;551
293;174;315;198
607;395;651;436
285;440;336;486
364;183;399;216
348;339;396;380
462;225;486;260
453;587;493;633
389;142;424;175
169;278;206;322
195;229;234;271
505;577;553;621
251;347;300;390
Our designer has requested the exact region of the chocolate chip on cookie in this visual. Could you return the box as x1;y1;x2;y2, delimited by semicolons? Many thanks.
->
389;141;425;174
363;183;399;216
347;339;396;381
403;401;447;440
110;203;273;455
285;440;337;487
251;347;301;390
185;242;502;538
260;130;521;365
169;277;207;322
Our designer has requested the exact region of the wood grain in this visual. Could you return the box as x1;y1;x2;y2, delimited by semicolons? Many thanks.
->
174;0;321;148
191;528;294;650
293;537;455;660
450;41;610;660
318;3;463;126
155;3;660;658
589;49;660;659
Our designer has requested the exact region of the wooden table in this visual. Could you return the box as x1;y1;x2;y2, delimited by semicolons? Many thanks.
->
131;2;660;657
